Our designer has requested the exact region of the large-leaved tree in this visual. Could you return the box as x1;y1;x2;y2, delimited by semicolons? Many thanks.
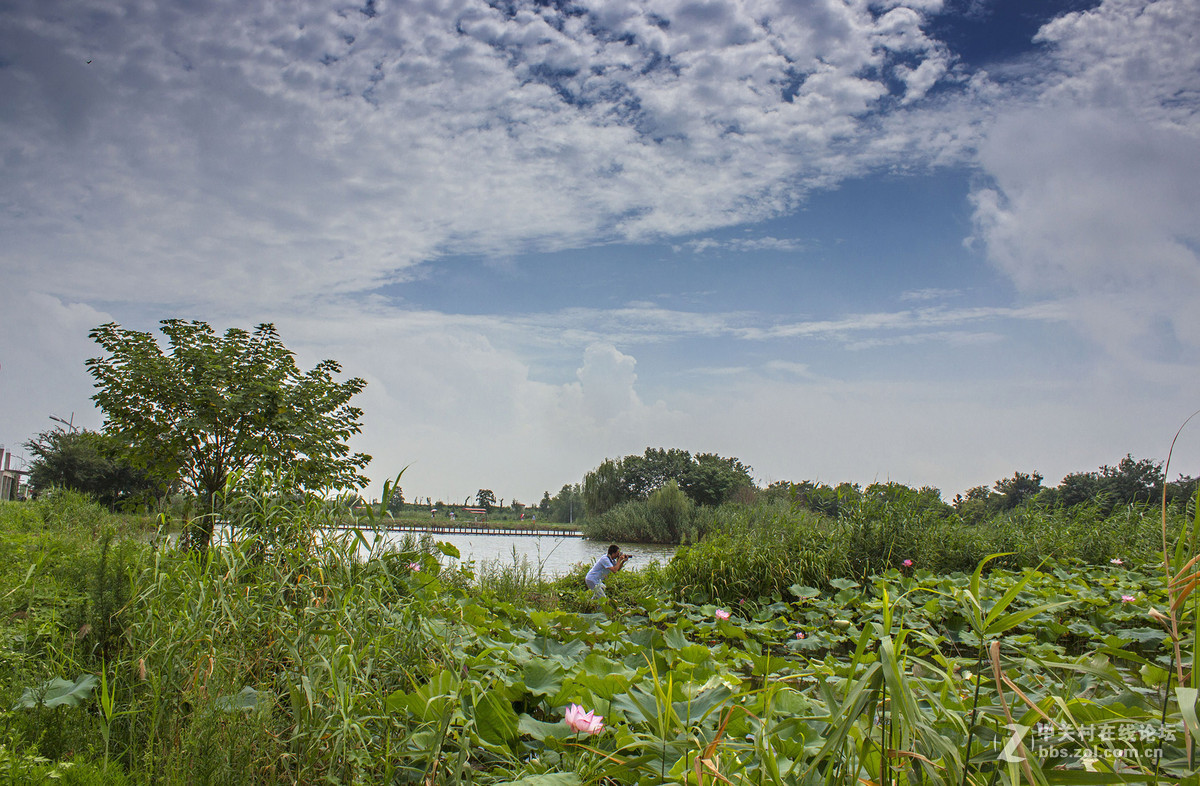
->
87;320;370;544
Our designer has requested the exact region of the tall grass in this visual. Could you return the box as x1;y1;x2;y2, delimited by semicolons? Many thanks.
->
0;481;447;784
656;496;1184;603
584;479;727;544
2;475;1197;784
665;502;839;602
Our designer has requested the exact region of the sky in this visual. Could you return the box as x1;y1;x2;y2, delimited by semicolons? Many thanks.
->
2;0;1199;506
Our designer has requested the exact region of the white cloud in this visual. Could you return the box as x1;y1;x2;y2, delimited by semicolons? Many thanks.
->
968;0;1200;363
564;343;645;424
764;360;812;377
0;0;960;310
676;236;807;253
0;289;114;464
900;288;962;302
3;0;1199;506
734;303;1066;341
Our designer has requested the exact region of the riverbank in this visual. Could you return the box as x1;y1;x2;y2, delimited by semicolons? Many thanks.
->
0;489;1195;784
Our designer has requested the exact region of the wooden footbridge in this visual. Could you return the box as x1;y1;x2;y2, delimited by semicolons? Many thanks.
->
368;522;586;538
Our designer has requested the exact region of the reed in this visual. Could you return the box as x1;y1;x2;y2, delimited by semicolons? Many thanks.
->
1;469;1197;783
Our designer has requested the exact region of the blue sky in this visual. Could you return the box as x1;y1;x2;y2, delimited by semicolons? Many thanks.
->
2;0;1198;505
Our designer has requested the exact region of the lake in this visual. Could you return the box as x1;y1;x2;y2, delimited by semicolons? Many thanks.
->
355;529;679;578
208;524;679;578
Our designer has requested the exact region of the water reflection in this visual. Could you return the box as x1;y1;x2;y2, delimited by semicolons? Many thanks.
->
208;524;679;579
360;530;678;579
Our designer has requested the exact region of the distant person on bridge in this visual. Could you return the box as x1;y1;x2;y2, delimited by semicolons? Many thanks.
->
585;545;629;600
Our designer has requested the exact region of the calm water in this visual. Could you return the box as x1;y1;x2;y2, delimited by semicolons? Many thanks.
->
209;525;678;578
358;529;678;578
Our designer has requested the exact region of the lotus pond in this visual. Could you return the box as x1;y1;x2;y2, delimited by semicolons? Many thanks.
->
1;490;1198;785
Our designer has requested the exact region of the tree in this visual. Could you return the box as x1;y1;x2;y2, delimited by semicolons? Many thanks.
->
547;484;582;523
1056;471;1102;508
1167;474;1199;508
583;447;755;514
993;471;1043;510
87;320;370;546
583;458;625;516
25;428;158;508
386;487;405;516
622;447;693;499
1098;455;1162;507
680;453;754;507
476;489;496;510
1048;456;1164;513
795;481;860;517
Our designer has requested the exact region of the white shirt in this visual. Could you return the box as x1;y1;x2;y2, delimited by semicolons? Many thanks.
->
585;554;615;585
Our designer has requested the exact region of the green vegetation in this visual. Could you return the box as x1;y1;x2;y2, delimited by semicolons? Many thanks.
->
86;320;370;547
24;428;157;509
12;329;1200;782
2;482;1198;784
581;448;754;517
580;448;1197;545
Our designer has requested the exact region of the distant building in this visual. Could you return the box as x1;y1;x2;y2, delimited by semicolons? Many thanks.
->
0;446;29;501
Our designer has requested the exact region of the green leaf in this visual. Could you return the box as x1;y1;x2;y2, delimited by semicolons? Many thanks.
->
1177;686;1200;740
680;644;715;664
213;686;263;713
492;774;582;786
474;690;520;745
517;714;576;742
664;627;690;651
13;674;99;710
984;600;1071;637
529;636;587;665
523;660;565;698
673;684;732;724
1122;627;1169;644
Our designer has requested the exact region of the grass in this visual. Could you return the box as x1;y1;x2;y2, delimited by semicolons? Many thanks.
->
0;481;1197;784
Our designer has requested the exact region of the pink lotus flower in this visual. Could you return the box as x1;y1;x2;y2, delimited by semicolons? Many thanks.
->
1121;595;1136;603
564;703;604;735
902;559;913;567
715;609;731;621
795;631;806;639
1111;558;1124;565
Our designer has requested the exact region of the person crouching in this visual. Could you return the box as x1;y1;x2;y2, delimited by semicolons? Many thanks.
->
585;544;629;599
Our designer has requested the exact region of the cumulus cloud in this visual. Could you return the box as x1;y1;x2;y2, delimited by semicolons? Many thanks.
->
0;0;958;309
4;0;1199;502
968;0;1200;362
565;343;644;424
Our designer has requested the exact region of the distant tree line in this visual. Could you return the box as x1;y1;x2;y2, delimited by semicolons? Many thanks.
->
751;454;1195;525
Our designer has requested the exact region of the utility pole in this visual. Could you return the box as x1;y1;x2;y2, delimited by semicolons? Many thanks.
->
49;413;78;432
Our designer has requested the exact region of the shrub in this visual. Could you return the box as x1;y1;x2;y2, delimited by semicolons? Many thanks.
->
831;485;949;578
664;503;840;603
583;481;701;543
